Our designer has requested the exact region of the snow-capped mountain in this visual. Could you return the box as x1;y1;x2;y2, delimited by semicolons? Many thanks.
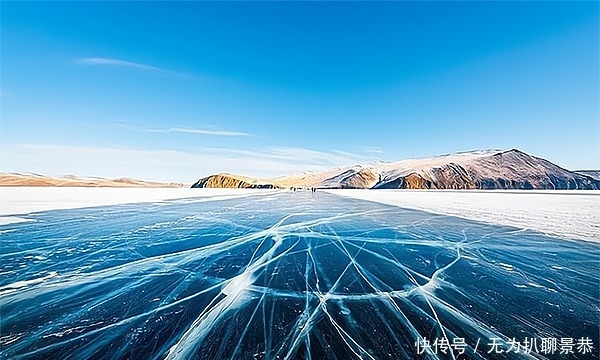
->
192;149;600;190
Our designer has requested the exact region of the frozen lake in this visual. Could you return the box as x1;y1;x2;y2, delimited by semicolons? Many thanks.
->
1;190;598;359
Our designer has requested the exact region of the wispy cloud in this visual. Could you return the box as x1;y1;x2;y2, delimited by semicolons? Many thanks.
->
3;144;371;183
363;147;384;154
259;147;366;166
75;57;172;74
195;146;368;173
102;123;250;137
146;127;250;137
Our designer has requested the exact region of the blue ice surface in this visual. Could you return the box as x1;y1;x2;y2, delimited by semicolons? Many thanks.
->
1;191;598;359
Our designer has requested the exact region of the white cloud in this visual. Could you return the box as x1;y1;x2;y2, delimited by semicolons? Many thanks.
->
147;127;250;137
75;57;172;74
363;147;384;154
110;123;250;137
259;147;366;166
1;144;369;184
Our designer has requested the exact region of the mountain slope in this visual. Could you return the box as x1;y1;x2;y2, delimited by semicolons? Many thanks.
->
575;170;600;181
372;149;599;190
191;149;600;190
320;167;380;189
191;173;278;189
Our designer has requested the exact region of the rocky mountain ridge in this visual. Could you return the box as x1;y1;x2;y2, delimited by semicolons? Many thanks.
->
192;149;600;190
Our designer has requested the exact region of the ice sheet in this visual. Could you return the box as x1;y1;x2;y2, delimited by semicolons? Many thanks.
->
1;191;598;359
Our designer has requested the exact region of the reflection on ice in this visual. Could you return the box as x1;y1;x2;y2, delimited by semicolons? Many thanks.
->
1;192;598;359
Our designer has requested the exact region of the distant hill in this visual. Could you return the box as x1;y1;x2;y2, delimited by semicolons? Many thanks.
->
191;173;277;189
0;173;186;188
192;149;600;190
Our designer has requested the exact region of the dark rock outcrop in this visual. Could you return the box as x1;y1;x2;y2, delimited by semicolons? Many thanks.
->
374;173;435;189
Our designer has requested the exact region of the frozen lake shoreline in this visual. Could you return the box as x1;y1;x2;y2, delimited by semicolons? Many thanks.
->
1;187;598;242
325;189;600;242
0;187;277;225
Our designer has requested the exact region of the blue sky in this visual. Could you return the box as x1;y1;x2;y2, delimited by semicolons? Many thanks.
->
1;1;598;182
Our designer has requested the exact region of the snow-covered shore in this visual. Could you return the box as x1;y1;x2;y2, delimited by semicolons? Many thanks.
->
0;187;277;225
325;189;600;243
